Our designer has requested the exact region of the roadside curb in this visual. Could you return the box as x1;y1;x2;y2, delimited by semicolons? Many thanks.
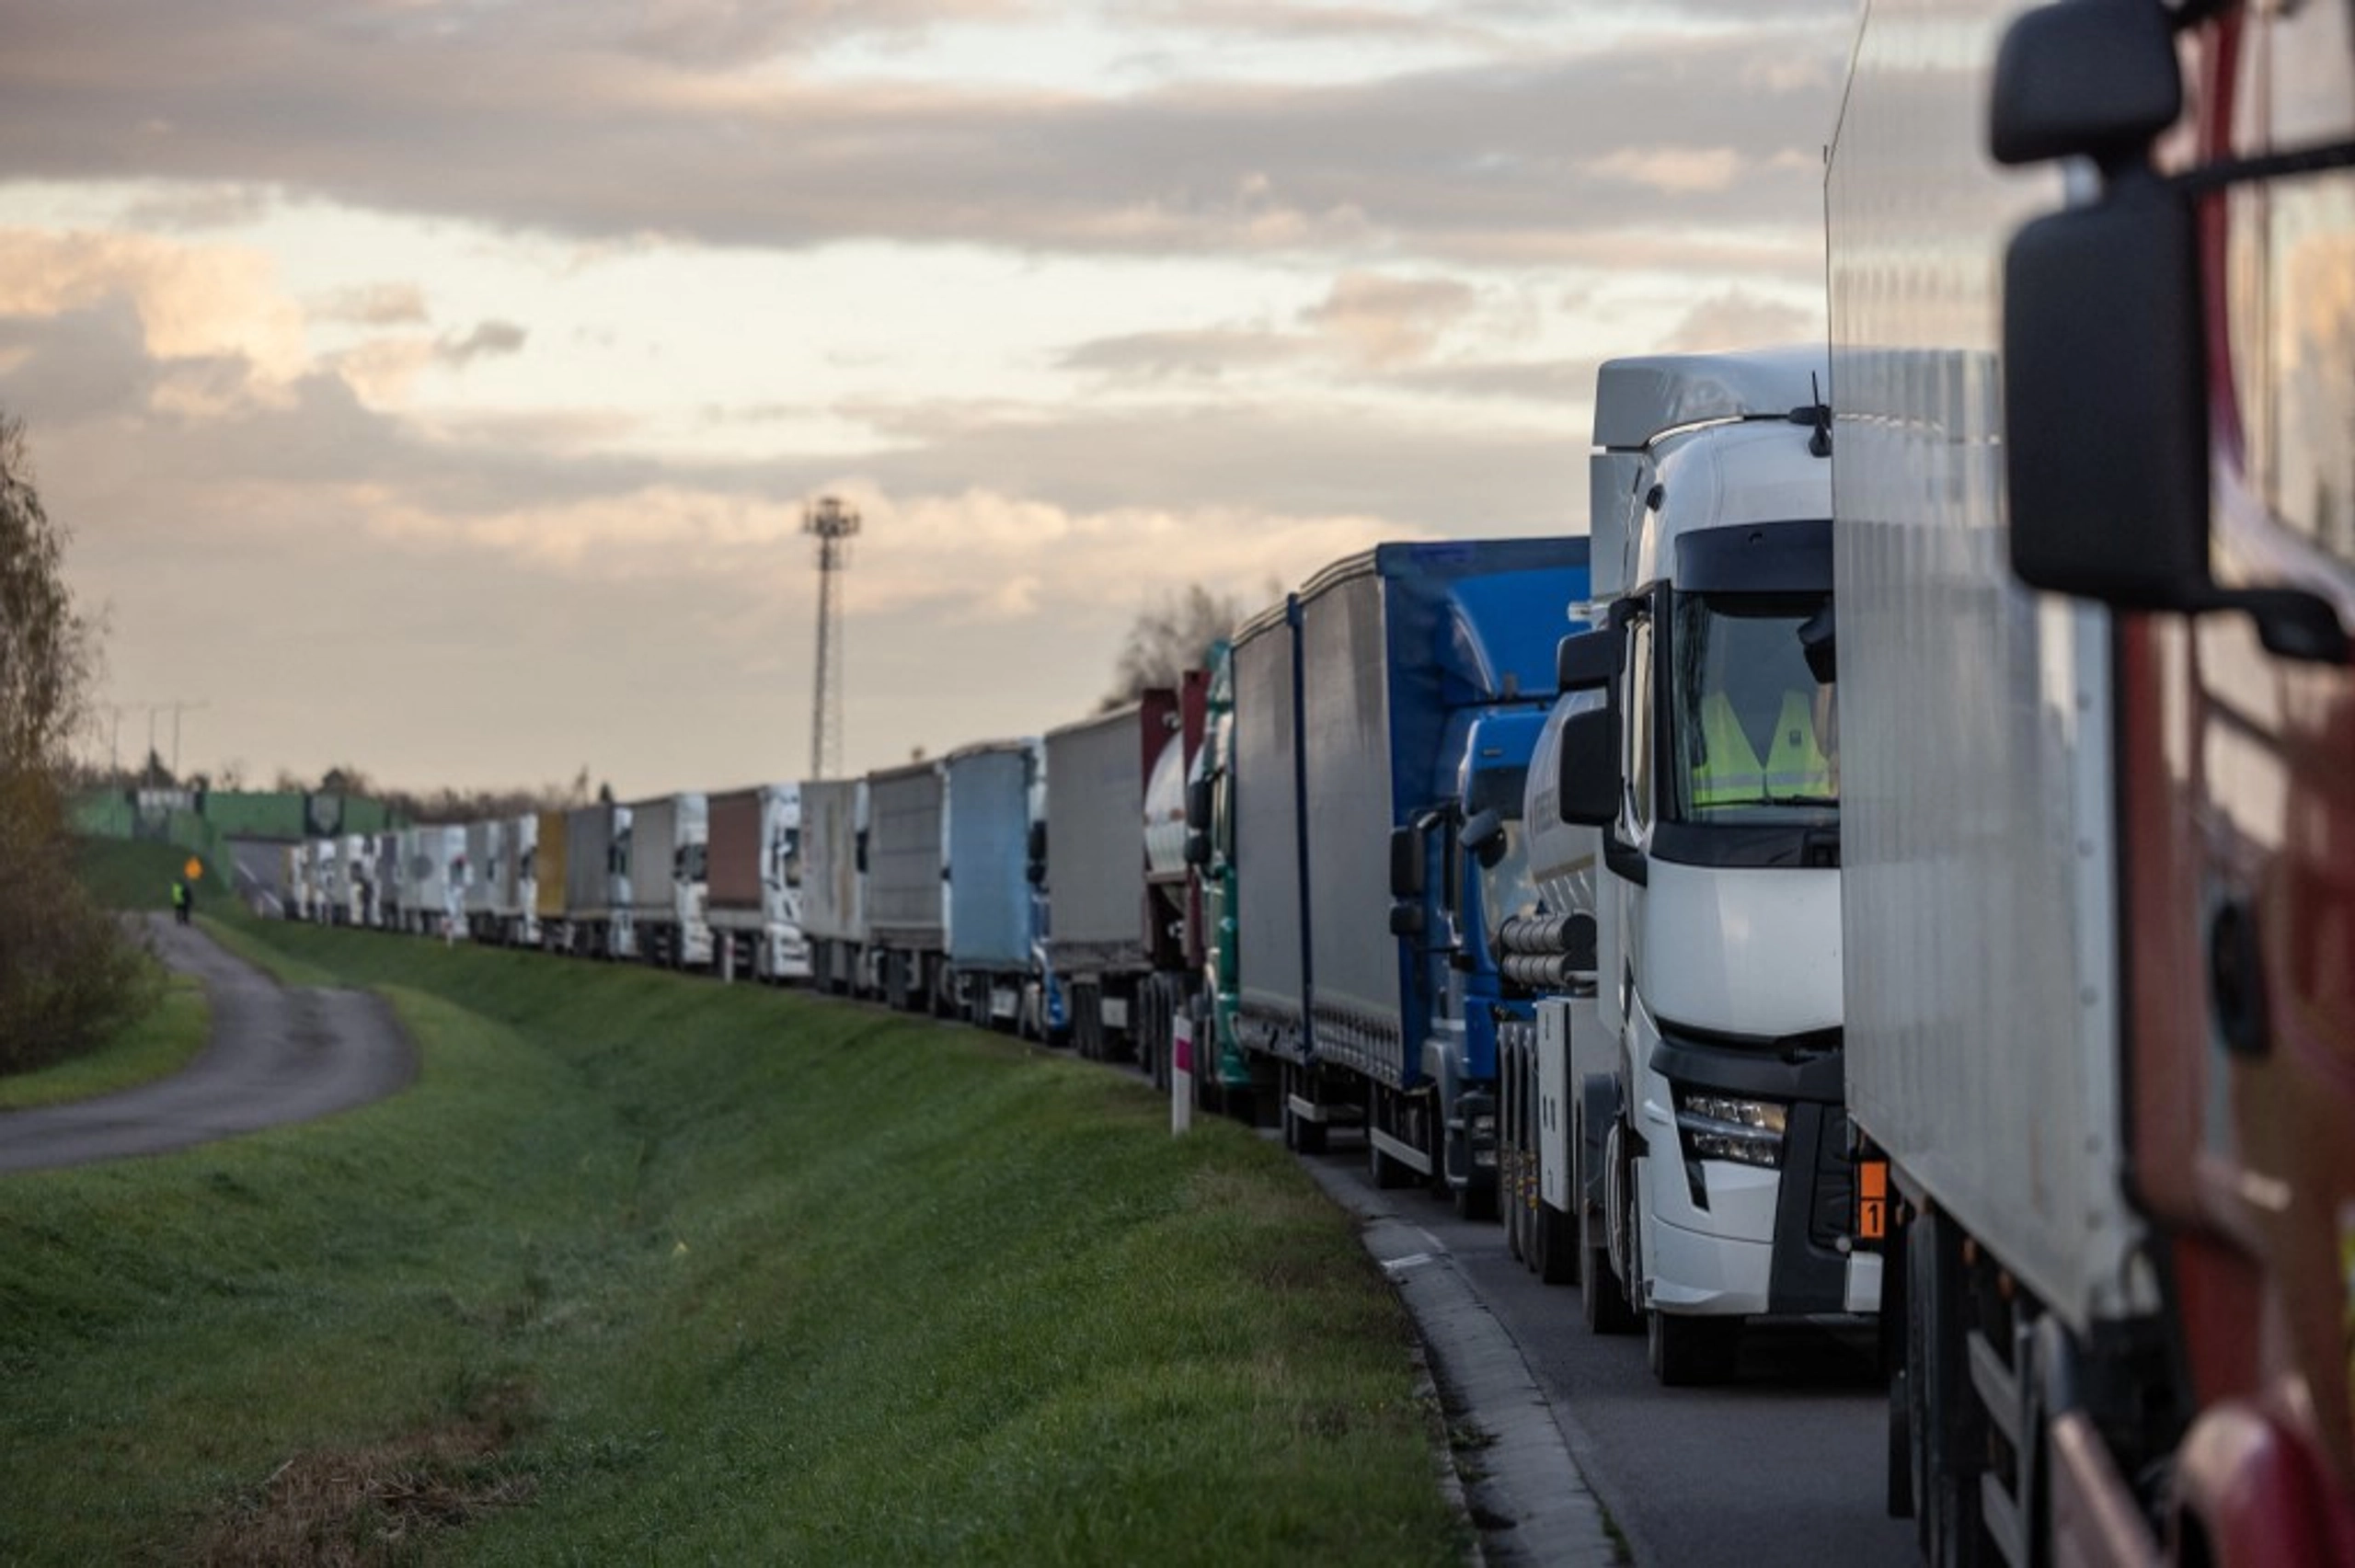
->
1300;1159;1624;1567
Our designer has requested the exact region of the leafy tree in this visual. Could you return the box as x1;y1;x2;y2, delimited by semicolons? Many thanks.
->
1102;583;1249;709
0;412;150;1070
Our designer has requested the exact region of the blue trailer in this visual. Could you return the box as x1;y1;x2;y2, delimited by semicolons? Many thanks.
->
942;738;1047;1032
1244;538;1591;1215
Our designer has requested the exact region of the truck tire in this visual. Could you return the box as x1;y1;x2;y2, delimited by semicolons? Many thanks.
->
1648;1310;1741;1387
1578;1115;1638;1333
1534;1200;1579;1287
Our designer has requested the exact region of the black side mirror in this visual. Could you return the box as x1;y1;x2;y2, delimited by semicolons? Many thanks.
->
1987;0;2179;174
1027;820;1047;864
1388;901;1426;939
1183;829;1210;868
855;829;869;876
1555;707;1621;828
1185;777;1212;833
1026;860;1045;887
1557;627;1621;694
1388;824;1425;898
1994;5;2348;663
1462;807;1507;870
1800;603;1837;687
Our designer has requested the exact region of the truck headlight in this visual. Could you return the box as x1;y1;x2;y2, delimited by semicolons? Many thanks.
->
1673;1092;1786;1170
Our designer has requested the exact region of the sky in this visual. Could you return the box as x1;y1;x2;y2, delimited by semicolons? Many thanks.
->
1;0;1859;798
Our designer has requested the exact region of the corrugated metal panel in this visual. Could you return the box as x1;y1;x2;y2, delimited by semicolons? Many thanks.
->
945;742;1035;968
867;761;945;949
1828;0;2140;1333
1044;704;1153;970
1233;603;1305;1041
798;778;867;943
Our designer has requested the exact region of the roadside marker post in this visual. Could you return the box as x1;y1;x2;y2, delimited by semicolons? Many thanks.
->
1171;1014;1194;1136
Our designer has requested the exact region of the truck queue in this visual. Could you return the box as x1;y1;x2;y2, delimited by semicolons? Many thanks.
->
269;1;2355;1562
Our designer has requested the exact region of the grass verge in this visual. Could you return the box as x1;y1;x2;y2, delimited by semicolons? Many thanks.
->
0;919;1464;1565
0;962;207;1111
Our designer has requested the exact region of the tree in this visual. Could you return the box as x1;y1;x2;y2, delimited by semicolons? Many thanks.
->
1102;583;1250;709
0;411;150;1070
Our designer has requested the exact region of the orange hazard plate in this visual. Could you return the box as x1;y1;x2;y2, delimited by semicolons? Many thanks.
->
1856;1161;1889;1241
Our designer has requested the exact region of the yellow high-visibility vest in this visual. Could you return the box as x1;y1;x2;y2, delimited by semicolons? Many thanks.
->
1694;690;1833;807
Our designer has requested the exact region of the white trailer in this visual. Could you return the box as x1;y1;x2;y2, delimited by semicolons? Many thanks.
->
629;793;712;969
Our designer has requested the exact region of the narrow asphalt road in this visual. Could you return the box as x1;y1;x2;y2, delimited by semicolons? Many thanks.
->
1302;1133;1916;1568
0;914;416;1173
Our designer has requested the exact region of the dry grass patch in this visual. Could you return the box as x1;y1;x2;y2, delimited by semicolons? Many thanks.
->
192;1402;535;1567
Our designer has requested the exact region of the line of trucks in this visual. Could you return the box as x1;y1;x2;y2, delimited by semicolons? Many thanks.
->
264;2;2353;1560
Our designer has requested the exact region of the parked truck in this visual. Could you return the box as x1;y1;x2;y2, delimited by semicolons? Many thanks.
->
1134;670;1213;1094
629;793;710;968
940;740;1046;1030
1184;642;1255;1112
561;802;632;958
404;825;465;938
1042;695;1174;1060
705;784;807;983
495;811;538;947
799;778;867;995
463;818;501;943
866;761;948;1013
1548;347;1871;1384
534;808;568;952
1249;541;1587;1217
1831;1;2355;1560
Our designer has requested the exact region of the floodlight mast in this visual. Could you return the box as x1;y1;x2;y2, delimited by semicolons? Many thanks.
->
803;497;862;780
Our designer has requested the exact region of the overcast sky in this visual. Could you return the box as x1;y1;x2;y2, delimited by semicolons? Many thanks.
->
3;0;1858;797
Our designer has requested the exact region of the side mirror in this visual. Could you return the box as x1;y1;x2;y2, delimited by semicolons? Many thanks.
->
1026;860;1046;887
1462;807;1507;870
1388;901;1426;939
1388;824;1425;898
1800;603;1837;687
1555;707;1622;828
855;829;869;876
1557;627;1621;694
2002;145;2347;660
1183;829;1210;868
1988;0;2179;174
1027;820;1047;864
1185;777;1212;833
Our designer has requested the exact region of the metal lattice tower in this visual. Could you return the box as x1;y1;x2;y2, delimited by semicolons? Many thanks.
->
803;497;862;779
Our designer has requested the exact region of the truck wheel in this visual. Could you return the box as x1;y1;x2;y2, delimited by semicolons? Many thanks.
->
1534;1201;1579;1288
1453;1177;1496;1223
1580;1150;1639;1334
1648;1310;1741;1387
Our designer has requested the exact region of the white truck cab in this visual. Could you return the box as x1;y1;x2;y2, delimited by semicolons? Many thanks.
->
1552;347;1877;1383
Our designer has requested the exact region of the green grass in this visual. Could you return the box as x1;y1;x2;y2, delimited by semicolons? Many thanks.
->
76;835;245;915
0;963;207;1111
0;921;1463;1565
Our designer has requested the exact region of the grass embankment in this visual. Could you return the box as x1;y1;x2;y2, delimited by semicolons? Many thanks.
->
0;918;1463;1565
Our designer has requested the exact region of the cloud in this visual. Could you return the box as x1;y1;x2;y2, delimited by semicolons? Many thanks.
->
312;282;429;326
438;319;528;364
1661;287;1820;353
0;6;1851;278
1300;271;1476;367
0;229;307;382
1058;326;1309;381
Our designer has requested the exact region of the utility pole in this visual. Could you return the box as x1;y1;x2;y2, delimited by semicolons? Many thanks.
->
165;699;209;781
803;497;861;781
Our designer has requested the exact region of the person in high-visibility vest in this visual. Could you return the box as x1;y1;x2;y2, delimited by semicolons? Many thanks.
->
170;877;190;925
1692;664;1835;809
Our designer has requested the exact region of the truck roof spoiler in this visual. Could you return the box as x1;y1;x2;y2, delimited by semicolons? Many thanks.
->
1591;345;1829;450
